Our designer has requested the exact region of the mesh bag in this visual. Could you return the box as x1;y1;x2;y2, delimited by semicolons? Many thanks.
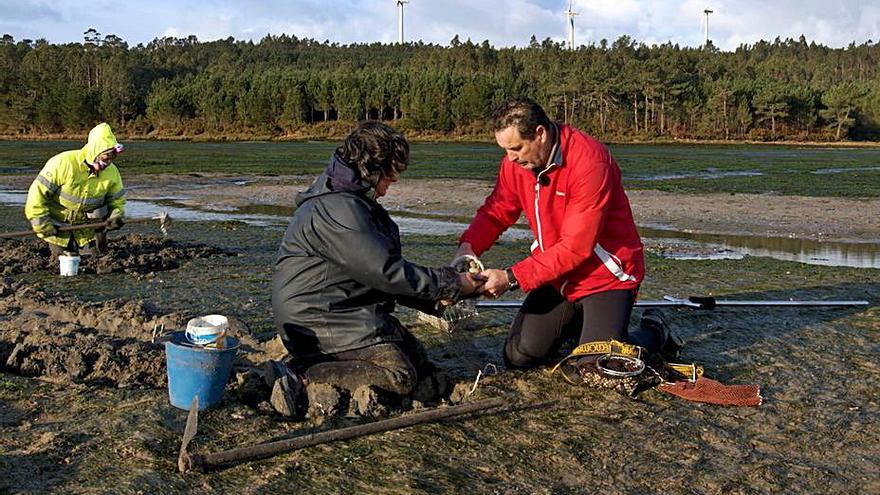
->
575;360;662;398
658;377;762;406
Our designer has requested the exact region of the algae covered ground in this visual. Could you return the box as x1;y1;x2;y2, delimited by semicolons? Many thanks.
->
2;139;880;196
0;141;878;494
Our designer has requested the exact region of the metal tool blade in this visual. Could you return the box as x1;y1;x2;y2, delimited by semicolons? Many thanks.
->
178;396;199;473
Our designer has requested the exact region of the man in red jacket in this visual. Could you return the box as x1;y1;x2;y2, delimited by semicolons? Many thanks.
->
455;98;671;372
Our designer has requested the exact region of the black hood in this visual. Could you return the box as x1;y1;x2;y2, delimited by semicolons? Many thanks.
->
296;153;373;207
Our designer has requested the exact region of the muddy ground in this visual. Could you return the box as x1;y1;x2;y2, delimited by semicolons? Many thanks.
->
0;174;878;494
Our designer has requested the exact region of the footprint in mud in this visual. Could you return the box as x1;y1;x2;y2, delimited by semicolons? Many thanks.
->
0;278;184;388
0;234;234;276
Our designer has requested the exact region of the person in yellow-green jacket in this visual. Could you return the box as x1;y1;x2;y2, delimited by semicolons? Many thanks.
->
25;123;126;257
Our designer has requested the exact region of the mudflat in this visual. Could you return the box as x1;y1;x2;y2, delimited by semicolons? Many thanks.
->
0;173;877;494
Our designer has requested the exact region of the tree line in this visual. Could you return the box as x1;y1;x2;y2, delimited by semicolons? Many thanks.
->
1;31;879;141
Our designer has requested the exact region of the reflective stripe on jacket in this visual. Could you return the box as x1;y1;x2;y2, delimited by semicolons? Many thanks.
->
459;124;644;301
24;123;125;248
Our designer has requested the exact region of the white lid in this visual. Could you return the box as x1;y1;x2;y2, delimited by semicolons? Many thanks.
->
186;314;229;336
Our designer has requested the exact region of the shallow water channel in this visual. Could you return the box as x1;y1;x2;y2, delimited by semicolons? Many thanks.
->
1;190;877;269
639;226;880;269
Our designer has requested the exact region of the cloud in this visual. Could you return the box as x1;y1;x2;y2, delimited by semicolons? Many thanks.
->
0;0;876;50
0;1;62;22
408;0;558;46
0;1;63;40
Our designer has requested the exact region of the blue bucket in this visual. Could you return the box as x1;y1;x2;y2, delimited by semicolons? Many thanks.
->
165;331;239;411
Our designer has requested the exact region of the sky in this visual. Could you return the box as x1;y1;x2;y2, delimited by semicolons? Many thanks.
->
2;0;878;51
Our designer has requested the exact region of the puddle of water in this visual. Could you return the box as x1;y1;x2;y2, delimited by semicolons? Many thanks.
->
0;191;530;241
646;238;746;261
0;191;283;227
812;166;880;175
640;226;880;269
637;169;764;181
391;216;530;240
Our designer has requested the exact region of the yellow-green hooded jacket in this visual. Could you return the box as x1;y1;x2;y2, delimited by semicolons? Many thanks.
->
25;123;126;248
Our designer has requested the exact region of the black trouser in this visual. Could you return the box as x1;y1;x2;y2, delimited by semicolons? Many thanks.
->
293;325;431;396
504;285;661;368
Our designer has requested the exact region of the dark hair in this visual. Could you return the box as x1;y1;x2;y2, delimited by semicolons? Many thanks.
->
491;98;551;140
335;121;409;187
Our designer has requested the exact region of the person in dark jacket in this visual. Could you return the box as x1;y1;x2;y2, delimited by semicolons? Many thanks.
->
269;121;482;416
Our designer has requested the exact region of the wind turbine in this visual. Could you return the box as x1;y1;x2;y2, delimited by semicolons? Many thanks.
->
702;7;713;48
396;0;409;44
566;0;580;50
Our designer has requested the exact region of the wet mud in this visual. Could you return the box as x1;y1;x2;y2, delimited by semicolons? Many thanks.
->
0;175;877;494
0;234;234;276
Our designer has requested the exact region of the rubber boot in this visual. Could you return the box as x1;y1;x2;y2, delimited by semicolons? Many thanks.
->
264;360;305;417
640;309;683;361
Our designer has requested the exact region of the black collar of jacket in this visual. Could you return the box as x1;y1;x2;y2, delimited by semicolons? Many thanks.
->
533;122;563;184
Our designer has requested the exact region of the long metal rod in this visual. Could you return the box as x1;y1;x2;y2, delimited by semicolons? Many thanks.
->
476;296;869;310
183;396;505;472
694;300;869;307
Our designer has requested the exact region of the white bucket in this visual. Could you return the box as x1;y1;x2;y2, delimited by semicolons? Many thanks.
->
58;255;81;276
185;315;229;348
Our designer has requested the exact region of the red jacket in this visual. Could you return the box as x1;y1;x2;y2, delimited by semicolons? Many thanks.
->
460;124;644;301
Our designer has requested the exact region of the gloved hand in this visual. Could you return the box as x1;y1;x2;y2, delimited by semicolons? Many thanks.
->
452;242;476;263
105;211;124;231
33;221;57;237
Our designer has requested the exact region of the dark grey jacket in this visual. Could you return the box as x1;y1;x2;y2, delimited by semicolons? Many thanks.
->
272;154;461;359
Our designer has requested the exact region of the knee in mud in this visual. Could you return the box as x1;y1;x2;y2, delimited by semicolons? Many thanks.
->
369;344;420;395
377;364;418;396
504;340;542;369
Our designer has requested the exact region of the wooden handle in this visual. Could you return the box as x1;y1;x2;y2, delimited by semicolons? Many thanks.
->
191;396;506;471
0;216;158;240
0;220;109;240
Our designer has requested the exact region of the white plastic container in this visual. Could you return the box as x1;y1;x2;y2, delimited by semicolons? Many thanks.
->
58;255;81;276
185;315;229;347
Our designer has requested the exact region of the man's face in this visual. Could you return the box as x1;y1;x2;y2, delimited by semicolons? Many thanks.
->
94;148;119;171
494;125;551;171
